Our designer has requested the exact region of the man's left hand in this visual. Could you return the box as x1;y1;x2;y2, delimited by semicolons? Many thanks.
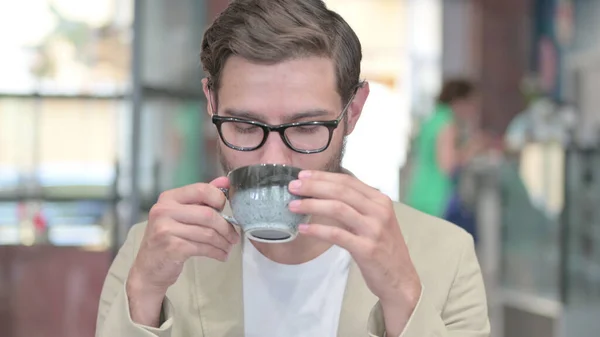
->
288;170;422;335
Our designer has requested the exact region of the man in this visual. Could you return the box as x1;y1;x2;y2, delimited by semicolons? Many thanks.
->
95;1;490;336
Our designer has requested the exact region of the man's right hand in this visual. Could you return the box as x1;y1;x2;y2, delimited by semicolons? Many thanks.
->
125;176;240;327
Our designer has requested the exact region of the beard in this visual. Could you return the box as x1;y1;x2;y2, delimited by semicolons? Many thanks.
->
218;137;347;175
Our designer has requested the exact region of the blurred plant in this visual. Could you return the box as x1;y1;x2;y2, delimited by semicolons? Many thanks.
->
30;3;94;79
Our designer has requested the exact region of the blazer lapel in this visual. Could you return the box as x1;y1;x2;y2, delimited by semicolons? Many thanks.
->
193;203;244;337
337;203;411;336
337;261;378;336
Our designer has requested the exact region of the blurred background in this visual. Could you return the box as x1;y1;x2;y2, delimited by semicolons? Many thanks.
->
0;0;598;336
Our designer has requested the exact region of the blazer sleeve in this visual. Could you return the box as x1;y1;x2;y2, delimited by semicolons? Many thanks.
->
367;235;491;337
95;223;175;337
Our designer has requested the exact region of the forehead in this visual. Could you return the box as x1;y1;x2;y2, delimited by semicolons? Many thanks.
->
217;56;341;118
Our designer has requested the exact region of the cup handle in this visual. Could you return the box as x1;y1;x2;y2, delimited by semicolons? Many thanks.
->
218;187;239;226
221;213;239;226
219;187;230;199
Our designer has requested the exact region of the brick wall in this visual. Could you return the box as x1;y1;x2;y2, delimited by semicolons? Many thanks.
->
0;246;111;337
472;0;533;135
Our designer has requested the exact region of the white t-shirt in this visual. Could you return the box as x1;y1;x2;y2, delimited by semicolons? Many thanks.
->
242;237;351;337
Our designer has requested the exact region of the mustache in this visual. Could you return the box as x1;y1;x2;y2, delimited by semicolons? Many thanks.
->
218;137;346;175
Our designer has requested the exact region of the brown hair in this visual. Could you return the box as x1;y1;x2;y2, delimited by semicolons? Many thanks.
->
200;0;362;105
438;79;475;104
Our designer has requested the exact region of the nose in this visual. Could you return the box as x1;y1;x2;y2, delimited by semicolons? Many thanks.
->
258;131;293;165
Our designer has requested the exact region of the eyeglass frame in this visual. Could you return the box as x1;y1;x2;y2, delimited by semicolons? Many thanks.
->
207;84;361;154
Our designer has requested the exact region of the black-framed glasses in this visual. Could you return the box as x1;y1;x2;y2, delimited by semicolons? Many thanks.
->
209;90;356;154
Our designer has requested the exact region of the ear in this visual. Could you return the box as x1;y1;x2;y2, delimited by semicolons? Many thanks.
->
202;77;214;116
345;81;370;135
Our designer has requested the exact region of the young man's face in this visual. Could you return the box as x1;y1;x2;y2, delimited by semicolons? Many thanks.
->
203;56;369;174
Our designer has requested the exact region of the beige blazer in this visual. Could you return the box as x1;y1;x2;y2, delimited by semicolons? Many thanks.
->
95;202;490;337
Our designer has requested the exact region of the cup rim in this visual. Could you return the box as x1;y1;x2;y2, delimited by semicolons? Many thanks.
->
226;163;302;178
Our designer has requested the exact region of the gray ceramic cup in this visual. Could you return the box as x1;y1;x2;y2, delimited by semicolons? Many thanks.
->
220;164;310;243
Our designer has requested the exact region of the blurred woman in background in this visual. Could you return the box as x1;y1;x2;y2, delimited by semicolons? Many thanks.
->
405;79;487;219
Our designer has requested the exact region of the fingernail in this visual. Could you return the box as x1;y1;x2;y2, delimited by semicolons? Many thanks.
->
289;180;302;190
299;170;312;179
298;224;310;232
289;200;301;209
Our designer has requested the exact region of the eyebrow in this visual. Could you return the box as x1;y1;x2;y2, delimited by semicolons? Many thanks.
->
222;109;332;124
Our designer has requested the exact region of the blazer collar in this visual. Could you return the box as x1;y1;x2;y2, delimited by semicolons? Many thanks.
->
192;203;244;337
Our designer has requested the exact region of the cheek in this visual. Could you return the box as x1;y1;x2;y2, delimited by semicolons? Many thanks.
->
219;136;344;171
219;144;255;168
291;136;344;169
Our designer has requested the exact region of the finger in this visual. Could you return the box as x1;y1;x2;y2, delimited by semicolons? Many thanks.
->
177;237;229;262
150;204;239;244
209;176;230;190
289;199;368;235
298;170;382;200
159;179;228;210
288;178;378;216
298;223;365;254
170;223;233;253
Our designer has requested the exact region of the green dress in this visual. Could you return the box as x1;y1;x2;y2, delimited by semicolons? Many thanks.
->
405;104;454;217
